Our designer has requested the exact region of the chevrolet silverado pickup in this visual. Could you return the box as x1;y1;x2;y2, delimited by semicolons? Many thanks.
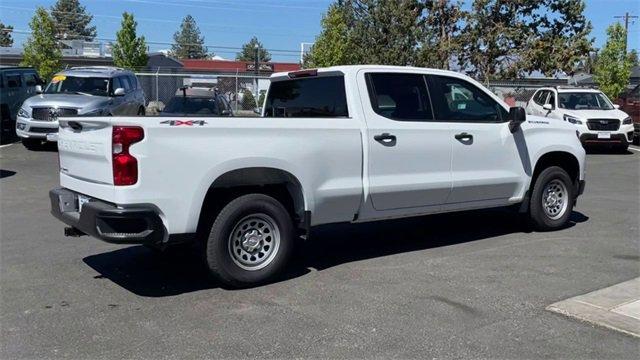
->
50;65;586;287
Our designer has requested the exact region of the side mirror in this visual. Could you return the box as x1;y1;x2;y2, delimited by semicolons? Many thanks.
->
613;104;620;109
113;88;125;96
35;85;43;94
542;103;553;111
508;106;527;133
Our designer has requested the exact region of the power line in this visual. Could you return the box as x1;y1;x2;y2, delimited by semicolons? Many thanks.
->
0;5;318;40
614;12;638;53
3;28;303;57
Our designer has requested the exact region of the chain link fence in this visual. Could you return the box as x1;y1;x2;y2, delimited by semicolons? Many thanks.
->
135;71;270;115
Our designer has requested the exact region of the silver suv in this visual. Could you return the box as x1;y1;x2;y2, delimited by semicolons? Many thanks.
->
16;66;146;149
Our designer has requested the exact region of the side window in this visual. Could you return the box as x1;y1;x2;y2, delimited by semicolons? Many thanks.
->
24;73;39;86
119;76;132;92
128;75;138;90
366;73;433;121
429;75;508;122
546;91;555;108
264;76;348;118
6;74;22;88
111;77;122;93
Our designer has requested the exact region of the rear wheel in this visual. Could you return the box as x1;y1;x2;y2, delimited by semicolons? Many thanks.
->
137;107;145;116
22;138;41;150
204;194;294;288
528;166;575;231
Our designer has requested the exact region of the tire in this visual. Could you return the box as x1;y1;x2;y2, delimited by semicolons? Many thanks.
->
204;194;295;288
529;166;575;231
137;107;145;116
22;138;41;150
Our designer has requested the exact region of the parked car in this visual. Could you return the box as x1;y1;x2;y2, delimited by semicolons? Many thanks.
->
616;84;639;145
160;87;233;117
0;66;44;144
16;66;146;149
526;86;634;151
50;65;586;288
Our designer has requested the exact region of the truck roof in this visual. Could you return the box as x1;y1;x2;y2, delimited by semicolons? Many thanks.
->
271;65;472;81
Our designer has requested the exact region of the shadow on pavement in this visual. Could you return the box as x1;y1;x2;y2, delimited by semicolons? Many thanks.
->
0;169;16;179
83;208;588;297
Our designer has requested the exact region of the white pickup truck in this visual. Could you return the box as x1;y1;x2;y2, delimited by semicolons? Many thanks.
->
50;65;586;287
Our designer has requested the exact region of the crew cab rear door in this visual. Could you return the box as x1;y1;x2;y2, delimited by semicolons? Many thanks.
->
358;70;452;212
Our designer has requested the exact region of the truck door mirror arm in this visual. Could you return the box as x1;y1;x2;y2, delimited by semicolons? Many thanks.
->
508;107;527;133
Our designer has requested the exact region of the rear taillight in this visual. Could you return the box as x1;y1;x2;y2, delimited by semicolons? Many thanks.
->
112;126;144;186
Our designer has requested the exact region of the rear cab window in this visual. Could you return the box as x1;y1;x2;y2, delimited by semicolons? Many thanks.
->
264;74;348;118
365;73;433;121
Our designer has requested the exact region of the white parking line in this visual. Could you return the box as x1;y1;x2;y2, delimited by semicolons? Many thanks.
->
0;143;14;149
629;146;640;152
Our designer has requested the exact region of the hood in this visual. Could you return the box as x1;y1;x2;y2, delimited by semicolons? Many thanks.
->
560;108;629;120
22;94;110;112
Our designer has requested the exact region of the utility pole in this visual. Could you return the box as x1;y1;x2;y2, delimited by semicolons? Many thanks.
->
614;12;638;53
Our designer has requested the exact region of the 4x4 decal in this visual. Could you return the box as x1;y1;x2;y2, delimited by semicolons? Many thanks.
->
160;120;208;126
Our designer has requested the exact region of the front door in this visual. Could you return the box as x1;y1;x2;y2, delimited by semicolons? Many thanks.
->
427;75;526;205
359;71;453;212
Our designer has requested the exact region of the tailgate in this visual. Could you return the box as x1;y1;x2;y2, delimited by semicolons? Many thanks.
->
58;118;113;186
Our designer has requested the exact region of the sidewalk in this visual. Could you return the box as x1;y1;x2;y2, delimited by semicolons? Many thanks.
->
547;277;640;338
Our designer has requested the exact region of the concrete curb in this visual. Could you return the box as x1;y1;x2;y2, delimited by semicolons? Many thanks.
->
547;277;640;338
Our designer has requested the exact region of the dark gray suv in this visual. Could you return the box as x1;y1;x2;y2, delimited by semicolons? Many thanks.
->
16;66;146;149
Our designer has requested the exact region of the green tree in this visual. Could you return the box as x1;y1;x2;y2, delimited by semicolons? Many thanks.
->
0;22;13;47
418;0;465;70
236;36;272;62
304;3;356;68
171;15;209;59
459;0;593;81
522;0;593;77
594;22;634;100
306;0;423;67
50;0;96;42
21;7;62;80
242;89;256;110
111;12;148;71
350;0;423;65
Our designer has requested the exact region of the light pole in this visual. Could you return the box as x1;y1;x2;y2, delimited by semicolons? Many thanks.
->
254;43;260;101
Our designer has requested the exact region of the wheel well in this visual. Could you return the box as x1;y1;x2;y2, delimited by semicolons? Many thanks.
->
196;168;306;237
531;152;580;190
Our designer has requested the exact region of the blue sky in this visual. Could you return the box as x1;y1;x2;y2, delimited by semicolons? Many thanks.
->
1;0;638;62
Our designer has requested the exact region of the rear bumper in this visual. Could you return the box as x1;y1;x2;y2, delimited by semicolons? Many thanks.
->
49;188;166;244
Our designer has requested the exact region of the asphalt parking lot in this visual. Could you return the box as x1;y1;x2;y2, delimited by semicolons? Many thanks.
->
1;143;639;359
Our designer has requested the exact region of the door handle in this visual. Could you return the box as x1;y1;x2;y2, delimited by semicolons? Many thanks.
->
454;132;473;141
374;133;397;145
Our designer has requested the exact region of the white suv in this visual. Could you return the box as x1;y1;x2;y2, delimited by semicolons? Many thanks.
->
526;87;634;151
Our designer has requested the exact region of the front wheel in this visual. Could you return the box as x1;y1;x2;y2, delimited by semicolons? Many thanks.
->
528;166;575;231
204;194;295;288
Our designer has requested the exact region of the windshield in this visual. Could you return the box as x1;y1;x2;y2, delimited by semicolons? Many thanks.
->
558;92;614;110
45;75;110;96
162;97;219;116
